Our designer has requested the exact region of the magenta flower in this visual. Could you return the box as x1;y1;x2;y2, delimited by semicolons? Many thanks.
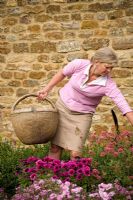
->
68;169;75;176
26;156;38;163
76;174;82;180
36;159;44;168
30;173;37;181
53;165;60;172
77;168;83;175
83;166;90;176
24;168;30;173
92;168;100;176
43;156;53;162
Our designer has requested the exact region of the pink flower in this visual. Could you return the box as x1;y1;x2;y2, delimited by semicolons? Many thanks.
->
83;166;90;176
113;151;119;157
130;146;133;153
35;159;44;168
118;147;124;153
30;173;37;181
92;168;100;176
68;169;75;176
104;146;114;153
99;191;109;200
99;183;113;191
76;174;82;180
100;152;106;157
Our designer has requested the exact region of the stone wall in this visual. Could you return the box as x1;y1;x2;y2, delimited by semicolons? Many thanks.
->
0;0;133;141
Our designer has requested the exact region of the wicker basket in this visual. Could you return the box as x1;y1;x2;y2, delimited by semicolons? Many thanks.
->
11;94;59;145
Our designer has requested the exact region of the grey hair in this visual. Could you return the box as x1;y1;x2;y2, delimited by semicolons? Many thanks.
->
91;47;118;65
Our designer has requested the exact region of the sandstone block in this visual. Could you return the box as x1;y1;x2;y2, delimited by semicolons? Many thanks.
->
46;5;61;14
14;72;26;79
13;43;29;53
66;4;85;11
57;40;80;52
6;0;17;7
54;14;70;22
0;8;7;17
8;80;21;87
96;12;106;20
24;5;44;14
16;88;29;97
1;71;13;79
111;68;131;78
35;14;52;22
45;31;63;40
94;30;107;36
108;10;123;20
51;54;64;63
7;7;22;15
0;87;14;96
112;38;133;50
114;0;133;9
88;2;113;12
28;24;41;32
0;55;5;63
81;20;99;29
6;64;18;70
29;71;45;79
31;41;56;53
71;13;81;20
2;17;18;26
109;28;124;36
82;38;109;50
126;27;133;34
12;25;27;33
78;30;93;38
43;22;61;31
61;21;80;29
32;63;43;70
125;8;133;16
43;64;53;71
38;54;49;63
6;34;17;42
20;15;32;24
23;79;39;87
0;42;11;54
123;79;133;87
27;0;41;5
65;32;76;39
67;52;88;62
120;61;133;68
83;13;94;20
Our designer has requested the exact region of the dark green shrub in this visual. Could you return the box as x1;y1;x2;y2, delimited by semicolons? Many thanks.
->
0;140;50;199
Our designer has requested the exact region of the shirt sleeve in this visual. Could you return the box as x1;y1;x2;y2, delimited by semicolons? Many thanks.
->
62;59;89;77
105;78;132;115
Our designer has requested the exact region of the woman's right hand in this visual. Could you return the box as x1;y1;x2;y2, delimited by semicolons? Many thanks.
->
37;88;49;100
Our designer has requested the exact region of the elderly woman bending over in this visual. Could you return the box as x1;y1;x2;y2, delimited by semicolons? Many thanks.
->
37;47;133;160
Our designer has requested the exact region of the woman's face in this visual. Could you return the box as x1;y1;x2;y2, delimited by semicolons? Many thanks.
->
95;62;114;76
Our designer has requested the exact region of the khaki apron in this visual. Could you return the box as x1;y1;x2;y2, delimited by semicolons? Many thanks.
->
51;97;93;152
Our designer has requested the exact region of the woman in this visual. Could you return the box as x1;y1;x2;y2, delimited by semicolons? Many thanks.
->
37;47;133;160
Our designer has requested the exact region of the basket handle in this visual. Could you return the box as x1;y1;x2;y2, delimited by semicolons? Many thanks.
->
12;93;57;111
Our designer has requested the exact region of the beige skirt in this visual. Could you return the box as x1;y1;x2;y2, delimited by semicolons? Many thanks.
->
51;97;93;152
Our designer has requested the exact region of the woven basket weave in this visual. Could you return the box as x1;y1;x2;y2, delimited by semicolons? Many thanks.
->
11;94;59;145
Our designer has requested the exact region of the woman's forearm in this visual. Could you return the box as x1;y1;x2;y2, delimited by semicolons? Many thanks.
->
44;69;65;92
125;112;133;126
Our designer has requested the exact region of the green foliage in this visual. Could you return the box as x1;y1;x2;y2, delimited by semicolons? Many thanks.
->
0;141;21;198
0;140;50;198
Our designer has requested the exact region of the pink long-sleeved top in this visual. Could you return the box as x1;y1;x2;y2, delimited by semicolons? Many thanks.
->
59;59;132;115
